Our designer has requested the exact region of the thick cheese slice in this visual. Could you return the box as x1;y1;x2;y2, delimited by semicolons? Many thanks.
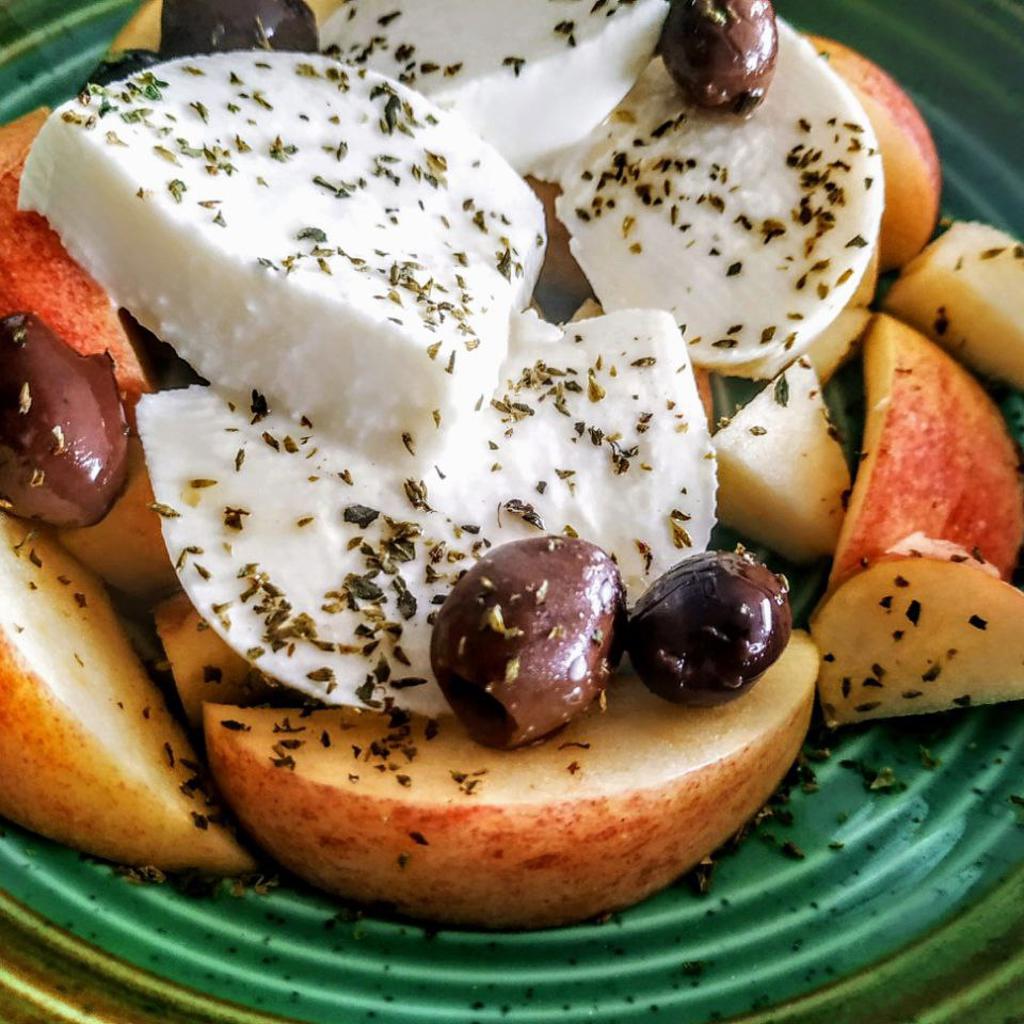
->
20;53;545;461
555;21;884;377
137;310;717;712
433;309;717;594
320;0;668;176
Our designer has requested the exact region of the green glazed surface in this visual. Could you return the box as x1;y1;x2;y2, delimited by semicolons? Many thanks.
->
1;2;1024;1022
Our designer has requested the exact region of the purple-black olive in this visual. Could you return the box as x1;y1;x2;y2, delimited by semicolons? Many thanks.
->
659;0;779;115
0;314;128;528
160;0;318;58
84;49;163;89
627;550;791;705
431;537;625;749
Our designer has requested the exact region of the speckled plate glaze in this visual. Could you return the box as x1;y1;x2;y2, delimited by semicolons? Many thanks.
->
1;2;1024;1022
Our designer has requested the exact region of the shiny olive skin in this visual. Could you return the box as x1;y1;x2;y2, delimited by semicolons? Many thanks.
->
160;0;318;58
84;49;163;89
627;551;791;706
431;537;625;749
0;314;128;528
660;0;779;114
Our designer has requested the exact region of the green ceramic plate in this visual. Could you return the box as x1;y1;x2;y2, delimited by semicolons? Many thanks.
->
1;2;1024;1022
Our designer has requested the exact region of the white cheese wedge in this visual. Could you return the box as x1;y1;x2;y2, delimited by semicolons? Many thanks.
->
555;21;884;377
320;0;668;176
433;308;717;594
138;309;717;712
20;53;545;461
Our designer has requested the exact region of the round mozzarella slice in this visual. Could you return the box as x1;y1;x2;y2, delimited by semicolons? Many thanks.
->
320;0;668;175
21;52;545;463
555;21;884;377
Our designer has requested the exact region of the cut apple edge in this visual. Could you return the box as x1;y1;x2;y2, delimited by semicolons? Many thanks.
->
813;557;1024;726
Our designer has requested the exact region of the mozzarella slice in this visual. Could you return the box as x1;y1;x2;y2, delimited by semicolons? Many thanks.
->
20;53;545;462
138;310;716;712
320;0;668;176
139;385;464;717
433;308;717;594
555;21;884;377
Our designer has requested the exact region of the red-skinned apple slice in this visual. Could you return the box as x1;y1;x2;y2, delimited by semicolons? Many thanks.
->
830;315;1023;590
808;35;941;271
0;110;151;413
205;633;818;930
814;558;1024;725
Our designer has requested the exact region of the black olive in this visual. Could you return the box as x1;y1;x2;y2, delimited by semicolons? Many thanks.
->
83;49;163;89
430;537;625;749
627;550;791;705
0;314;128;528
659;0;779;115
160;0;318;58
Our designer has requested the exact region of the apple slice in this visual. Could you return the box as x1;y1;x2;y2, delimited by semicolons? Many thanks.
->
831;315;1023;589
808;35;941;271
0;110;150;412
0;513;253;873
805;308;873;384
714;358;850;563
59;437;178;601
155;593;275;729
814;558;1024;725
205;633;818;929
884;222;1024;389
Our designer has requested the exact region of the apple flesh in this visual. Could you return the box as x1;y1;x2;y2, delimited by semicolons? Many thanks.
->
714;358;850;563
814;558;1024;725
808;35;941;272
0;110;150;412
58;437;178;600
205;633;818;929
884;221;1024;389
155;593;275;728
804;308;873;385
0;513;253;873
830;315;1023;589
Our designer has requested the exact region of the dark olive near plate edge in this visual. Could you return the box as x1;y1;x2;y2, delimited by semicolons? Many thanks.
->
660;0;779;114
627;550;791;706
84;48;162;88
160;0;319;58
431;537;625;749
0;314;128;528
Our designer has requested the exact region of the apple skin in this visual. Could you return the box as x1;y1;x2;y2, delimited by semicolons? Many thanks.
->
808;35;941;272
830;315;1024;590
0;513;254;874
155;592;275;728
59;438;178;601
0;110;151;414
814;558;1024;725
205;633;817;929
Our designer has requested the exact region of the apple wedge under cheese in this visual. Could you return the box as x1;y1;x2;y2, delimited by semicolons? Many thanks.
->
59;438;178;600
555;20;884;377
814;559;1024;725
205;631;818;929
21;52;545;461
0;513;253;873
155;593;275;728
137;309;717;715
